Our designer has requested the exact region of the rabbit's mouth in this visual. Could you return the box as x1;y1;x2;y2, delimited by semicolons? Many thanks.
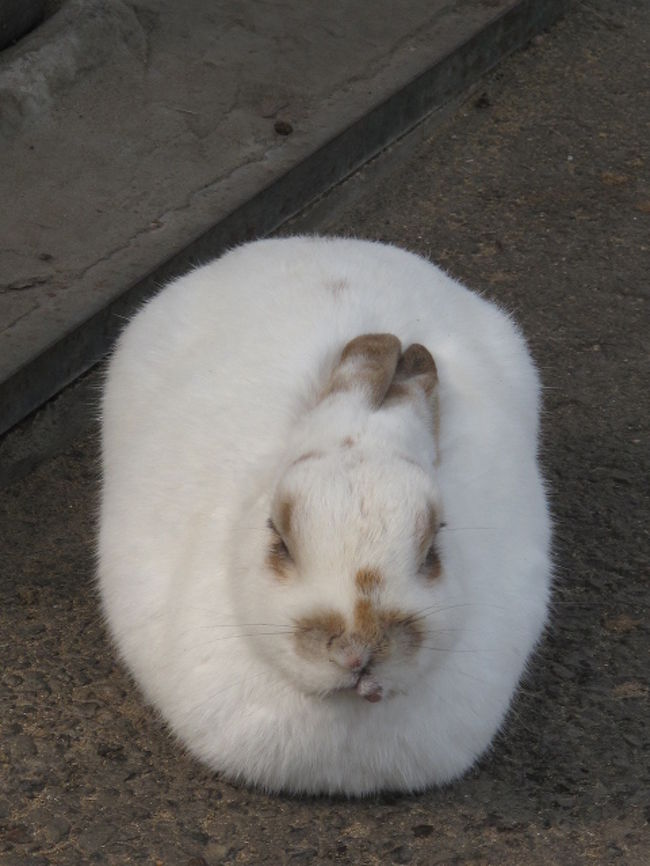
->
355;672;383;702
332;671;383;702
322;663;387;703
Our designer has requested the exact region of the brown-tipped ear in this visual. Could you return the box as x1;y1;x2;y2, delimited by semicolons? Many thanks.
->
325;333;402;408
384;343;438;405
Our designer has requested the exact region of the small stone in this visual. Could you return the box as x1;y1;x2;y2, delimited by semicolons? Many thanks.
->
1;855;49;866
17;777;46;795
613;681;648;699
601;171;629;186
43;816;71;844
496;818;527;832
9;733;37;758
604;615;642;633
289;850;317;863
92;682;126;703
204;842;228;860
77;822;114;851
21;672;51;695
77;701;101;718
97;742;126;761
17;587;40;605
551;662;573;679
4;824;31;844
411;824;434;838
274;119;293;135
391;846;413;864
552;795;576;809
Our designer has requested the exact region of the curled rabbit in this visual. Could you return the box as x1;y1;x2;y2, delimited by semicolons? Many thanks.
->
98;237;551;795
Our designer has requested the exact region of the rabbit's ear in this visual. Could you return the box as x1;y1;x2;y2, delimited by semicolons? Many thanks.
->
384;343;438;405
384;344;440;459
326;333;402;408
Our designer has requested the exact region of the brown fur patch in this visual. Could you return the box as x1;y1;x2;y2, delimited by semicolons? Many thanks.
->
383;381;411;405
352;600;425;658
400;344;438;384
353;598;383;644
294;610;346;659
275;497;294;538
422;543;442;581
326;333;401;408
397;343;438;394
381;609;425;655
355;568;383;595
295;610;346;636
340;333;400;365
293;569;427;666
266;542;290;579
385;343;438;405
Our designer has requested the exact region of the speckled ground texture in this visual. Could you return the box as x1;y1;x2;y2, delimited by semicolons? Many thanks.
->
1;1;648;864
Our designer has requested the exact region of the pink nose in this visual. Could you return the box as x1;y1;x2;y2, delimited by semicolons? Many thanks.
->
333;645;371;672
343;653;364;671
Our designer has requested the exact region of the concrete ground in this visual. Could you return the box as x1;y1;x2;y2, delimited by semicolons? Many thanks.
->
0;0;565;436
1;0;648;864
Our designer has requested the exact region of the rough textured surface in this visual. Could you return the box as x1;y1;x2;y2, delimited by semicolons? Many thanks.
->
1;0;648;863
0;0;48;50
0;0;566;435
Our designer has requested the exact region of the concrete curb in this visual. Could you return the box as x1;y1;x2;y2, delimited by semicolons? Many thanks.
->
0;0;47;51
0;1;143;134
1;0;567;442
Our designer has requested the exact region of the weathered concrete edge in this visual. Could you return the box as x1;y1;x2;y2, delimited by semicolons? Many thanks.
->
0;0;568;453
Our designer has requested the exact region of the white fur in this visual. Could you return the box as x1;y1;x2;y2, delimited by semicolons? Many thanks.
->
98;237;551;795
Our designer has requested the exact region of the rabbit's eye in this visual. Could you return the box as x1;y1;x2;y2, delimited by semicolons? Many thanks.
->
421;542;442;581
266;519;294;577
272;535;291;561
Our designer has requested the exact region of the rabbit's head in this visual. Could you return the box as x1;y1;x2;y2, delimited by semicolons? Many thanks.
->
234;334;454;703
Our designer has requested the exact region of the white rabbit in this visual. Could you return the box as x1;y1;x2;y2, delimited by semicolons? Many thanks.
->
98;236;551;795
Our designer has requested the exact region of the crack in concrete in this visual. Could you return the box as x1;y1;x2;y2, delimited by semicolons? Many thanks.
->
0;276;50;293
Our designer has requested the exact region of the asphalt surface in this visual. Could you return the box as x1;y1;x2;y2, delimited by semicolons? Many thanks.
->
1;1;648;864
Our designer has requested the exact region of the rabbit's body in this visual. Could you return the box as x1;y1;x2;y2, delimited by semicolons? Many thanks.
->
99;237;551;795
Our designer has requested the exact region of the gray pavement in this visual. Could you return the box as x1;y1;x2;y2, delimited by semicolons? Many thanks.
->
0;0;565;437
1;0;649;864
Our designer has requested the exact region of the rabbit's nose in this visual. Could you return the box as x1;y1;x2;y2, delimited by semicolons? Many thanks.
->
332;644;372;672
343;652;365;671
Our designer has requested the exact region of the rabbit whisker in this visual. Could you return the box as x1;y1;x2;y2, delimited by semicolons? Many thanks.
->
192;623;294;632
419;645;484;654
181;632;293;646
198;671;269;709
406;601;508;623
